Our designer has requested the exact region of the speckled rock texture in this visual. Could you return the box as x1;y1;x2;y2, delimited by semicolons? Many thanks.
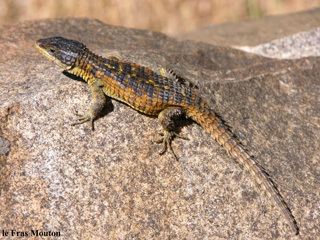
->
0;18;319;239
238;27;320;59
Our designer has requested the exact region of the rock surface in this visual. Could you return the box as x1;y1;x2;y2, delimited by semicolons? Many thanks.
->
238;27;320;59
178;8;320;47
0;18;319;239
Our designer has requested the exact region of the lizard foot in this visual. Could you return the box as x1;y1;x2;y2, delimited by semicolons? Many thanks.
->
71;110;94;130
155;131;188;160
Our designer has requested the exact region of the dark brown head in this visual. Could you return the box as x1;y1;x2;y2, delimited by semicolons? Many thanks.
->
35;36;86;69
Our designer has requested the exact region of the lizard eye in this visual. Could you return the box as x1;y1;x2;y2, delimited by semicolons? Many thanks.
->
49;48;56;53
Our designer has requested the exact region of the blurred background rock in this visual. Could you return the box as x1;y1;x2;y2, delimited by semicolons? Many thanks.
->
0;0;319;35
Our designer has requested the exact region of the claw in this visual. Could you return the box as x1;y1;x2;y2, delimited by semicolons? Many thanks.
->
73;109;82;117
159;140;167;155
174;133;189;141
71;117;90;125
71;112;94;130
155;138;164;144
154;131;165;144
167;138;178;161
90;118;94;131
156;131;186;161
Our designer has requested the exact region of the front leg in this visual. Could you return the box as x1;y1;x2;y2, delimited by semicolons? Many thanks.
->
157;107;188;160
71;79;108;130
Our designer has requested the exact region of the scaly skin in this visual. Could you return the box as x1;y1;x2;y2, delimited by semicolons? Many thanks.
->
35;36;299;235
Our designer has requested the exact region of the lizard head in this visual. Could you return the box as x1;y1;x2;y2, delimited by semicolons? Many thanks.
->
35;36;86;70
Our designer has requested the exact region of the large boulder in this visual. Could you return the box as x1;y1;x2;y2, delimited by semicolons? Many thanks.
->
0;17;319;239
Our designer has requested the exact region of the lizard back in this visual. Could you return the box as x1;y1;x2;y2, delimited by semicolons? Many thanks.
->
69;49;200;116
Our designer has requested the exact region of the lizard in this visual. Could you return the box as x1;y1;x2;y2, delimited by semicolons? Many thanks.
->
35;36;299;235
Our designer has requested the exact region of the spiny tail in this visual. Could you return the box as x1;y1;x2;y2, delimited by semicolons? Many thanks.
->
187;106;299;235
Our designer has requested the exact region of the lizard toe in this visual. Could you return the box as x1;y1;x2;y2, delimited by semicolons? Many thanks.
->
157;131;179;161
